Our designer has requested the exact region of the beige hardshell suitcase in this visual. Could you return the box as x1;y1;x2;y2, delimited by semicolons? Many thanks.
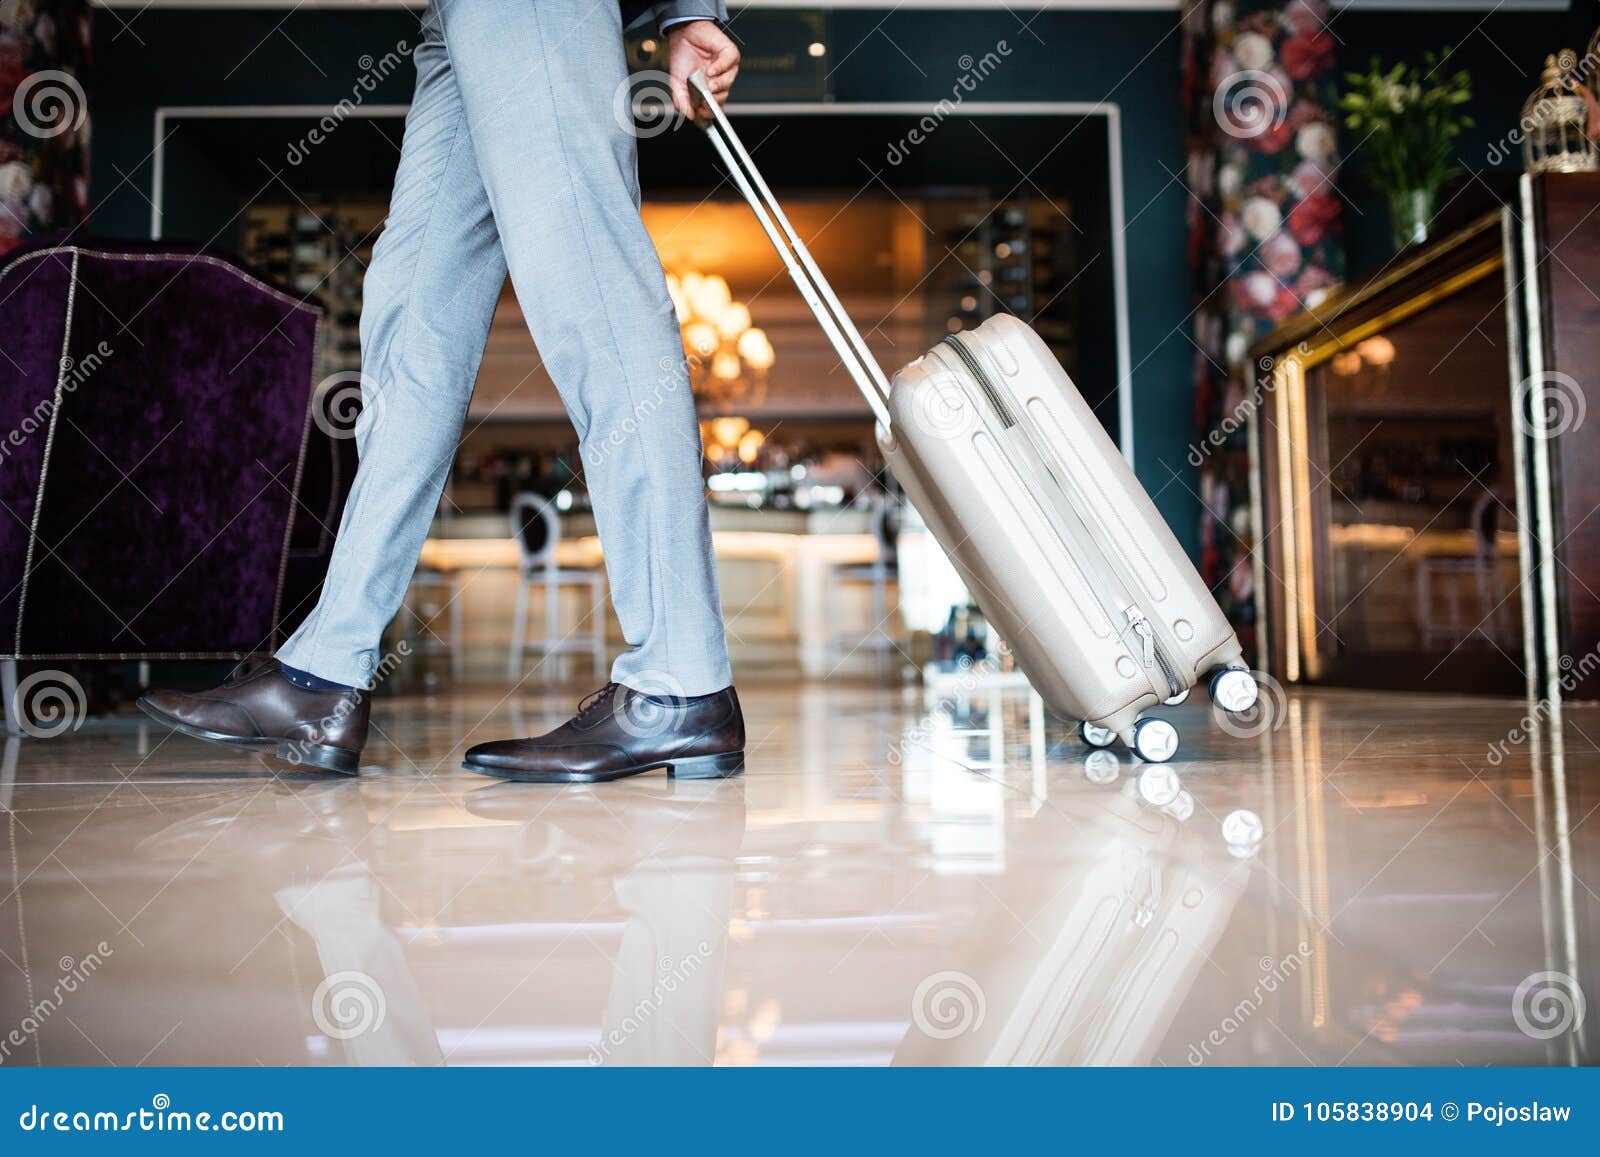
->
692;74;1259;762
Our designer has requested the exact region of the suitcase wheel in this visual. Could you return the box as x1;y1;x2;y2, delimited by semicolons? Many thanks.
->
1165;788;1196;822
1208;667;1260;714
1137;763;1182;806
1078;720;1117;749
1162;688;1191;706
1082;749;1121;784
1129;717;1179;764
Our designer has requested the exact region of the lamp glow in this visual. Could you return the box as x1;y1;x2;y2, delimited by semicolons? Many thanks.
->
685;321;720;358
716;301;752;340
691;274;732;319
1355;335;1395;366
737;327;775;370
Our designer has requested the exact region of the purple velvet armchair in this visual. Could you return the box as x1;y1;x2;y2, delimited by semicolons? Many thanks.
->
0;237;355;731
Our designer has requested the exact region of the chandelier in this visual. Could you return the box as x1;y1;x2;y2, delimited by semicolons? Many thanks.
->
666;271;775;407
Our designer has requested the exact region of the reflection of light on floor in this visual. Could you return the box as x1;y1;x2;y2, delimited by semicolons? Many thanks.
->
429;1027;617;1063
380;805;516;832
896;692;1016;874
717;989;888;1066
715;1022;903;1067
19;681;1582;1068
393;914;943;946
1369;989;1424;1044
383;1023;910;1068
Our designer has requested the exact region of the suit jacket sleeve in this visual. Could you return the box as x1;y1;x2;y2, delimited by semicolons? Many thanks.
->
622;0;729;33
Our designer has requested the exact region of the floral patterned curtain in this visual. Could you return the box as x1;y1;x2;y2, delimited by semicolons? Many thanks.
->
1181;0;1344;665
0;0;91;255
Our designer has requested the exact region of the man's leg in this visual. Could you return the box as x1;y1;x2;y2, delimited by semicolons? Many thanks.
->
138;13;506;771
278;10;508;688
433;0;731;698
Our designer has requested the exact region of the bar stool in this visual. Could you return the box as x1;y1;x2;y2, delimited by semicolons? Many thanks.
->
1415;491;1513;649
508;492;609;681
825;498;901;669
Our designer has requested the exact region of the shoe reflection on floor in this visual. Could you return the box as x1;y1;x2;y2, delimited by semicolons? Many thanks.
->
463;780;744;1066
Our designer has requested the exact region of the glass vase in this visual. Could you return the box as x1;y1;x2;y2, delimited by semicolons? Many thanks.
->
1388;186;1435;250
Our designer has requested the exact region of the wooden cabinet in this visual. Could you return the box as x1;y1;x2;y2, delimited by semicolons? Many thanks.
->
1250;173;1600;699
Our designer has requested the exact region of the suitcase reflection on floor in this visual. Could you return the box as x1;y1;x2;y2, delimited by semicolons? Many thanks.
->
890;771;1254;1065
882;679;1271;1066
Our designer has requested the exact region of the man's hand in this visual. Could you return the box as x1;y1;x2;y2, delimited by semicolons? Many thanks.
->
666;20;739;125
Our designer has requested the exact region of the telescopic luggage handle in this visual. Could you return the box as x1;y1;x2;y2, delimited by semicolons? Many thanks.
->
687;70;894;429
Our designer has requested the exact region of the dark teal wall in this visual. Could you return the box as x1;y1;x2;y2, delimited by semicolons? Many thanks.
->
90;6;1196;548
823;12;1194;536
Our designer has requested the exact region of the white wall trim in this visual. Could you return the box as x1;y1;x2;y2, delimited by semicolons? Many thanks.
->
152;99;1136;462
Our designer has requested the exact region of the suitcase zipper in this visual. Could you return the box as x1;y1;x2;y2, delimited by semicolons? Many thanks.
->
1125;606;1155;667
942;334;1183;700
941;335;1018;428
1124;605;1182;698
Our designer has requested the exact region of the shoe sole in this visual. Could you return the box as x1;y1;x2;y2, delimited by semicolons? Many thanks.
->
462;749;745;784
136;698;360;776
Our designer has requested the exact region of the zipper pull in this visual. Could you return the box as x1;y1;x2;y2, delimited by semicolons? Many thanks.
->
1125;607;1154;667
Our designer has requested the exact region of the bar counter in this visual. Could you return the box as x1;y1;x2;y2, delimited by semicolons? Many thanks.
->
415;506;903;679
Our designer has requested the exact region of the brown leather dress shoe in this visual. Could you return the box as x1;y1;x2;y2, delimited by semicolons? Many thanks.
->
137;659;369;775
463;682;744;784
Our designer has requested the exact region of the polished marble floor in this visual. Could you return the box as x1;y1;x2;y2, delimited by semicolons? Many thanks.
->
1;679;1595;1066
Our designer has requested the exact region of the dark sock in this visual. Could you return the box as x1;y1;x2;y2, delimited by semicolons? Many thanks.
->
280;662;356;693
639;688;725;707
